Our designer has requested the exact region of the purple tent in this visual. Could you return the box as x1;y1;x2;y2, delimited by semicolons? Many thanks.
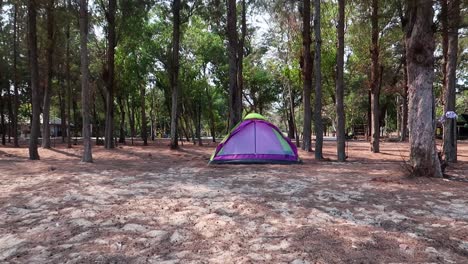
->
209;113;301;164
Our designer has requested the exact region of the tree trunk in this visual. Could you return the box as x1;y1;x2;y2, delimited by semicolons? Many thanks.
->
127;97;135;145
104;0;116;149
12;4;20;147
236;0;246;120
42;0;55;149
170;0;181;149
302;0;312;152
58;78;66;142
28;0;40;160
336;0;346;162
406;0;441;177
0;96;5;145
400;46;409;142
206;87;216;142
150;89;156;141
140;85;147;146
288;83;300;147
92;93;99;145
80;0;92;162
370;0;380;153
287;101;295;139
443;0;459;162
441;0;448;102
400;81;408;141
118;96;126;143
398;1;408;142
314;0;324;159
66;0;72;148
227;0;240;129
197;101;202;146
6;73;13;144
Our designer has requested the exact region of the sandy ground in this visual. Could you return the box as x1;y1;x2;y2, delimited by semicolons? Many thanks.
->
0;139;467;263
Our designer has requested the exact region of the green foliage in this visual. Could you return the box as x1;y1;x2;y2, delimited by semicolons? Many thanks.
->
0;0;467;143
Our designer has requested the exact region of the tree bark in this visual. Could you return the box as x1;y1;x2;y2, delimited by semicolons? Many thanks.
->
28;0;40;160
118;96;126;143
42;0;55;149
400;77;408;141
314;0;323;159
227;0;240;129
236;0;247;120
0;96;5;146
206;86;216;142
370;0;380;153
127;97;135;145
140;85;147;146
170;0;181;149
443;0;459;162
66;0;72;148
287;94;295;139
406;0;441;177
398;0;408;142
336;0;346;162
195;99;202;146
302;0;312;152
80;0;93;162
58;77;66;142
400;49;409;142
12;4;20;147
6;84;13;144
104;0;116;149
441;0;448;101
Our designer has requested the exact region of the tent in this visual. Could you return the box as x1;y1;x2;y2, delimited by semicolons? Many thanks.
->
209;113;301;164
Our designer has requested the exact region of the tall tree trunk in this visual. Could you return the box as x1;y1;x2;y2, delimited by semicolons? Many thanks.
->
206;87;216;142
59;78;66;142
443;0;459;162
42;0;55;149
400;70;408;141
150;89;155;141
6;74;13;144
370;0;380;153
236;0;247;119
80;0;92;162
127;97;135;145
227;0;240;129
170;0;181;149
92;93;100;145
0;96;5;145
288;83;300;147
314;0;323;159
104;0;116;149
398;1;408;142
118;96;125;143
1;49;8;143
140;85;147;146
406;0;441;177
66;0;72;148
302;0;312;152
196;101;202;146
287;95;295;139
28;0;40;160
441;0;448;100
12;4;19;147
336;0;346;162
400;45;408;142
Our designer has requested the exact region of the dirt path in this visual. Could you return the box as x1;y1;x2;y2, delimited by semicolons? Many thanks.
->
1;140;467;263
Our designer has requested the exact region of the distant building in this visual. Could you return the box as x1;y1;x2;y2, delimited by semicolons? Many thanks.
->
20;116;70;138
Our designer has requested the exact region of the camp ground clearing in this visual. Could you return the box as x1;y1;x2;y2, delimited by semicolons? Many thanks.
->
1;140;468;263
